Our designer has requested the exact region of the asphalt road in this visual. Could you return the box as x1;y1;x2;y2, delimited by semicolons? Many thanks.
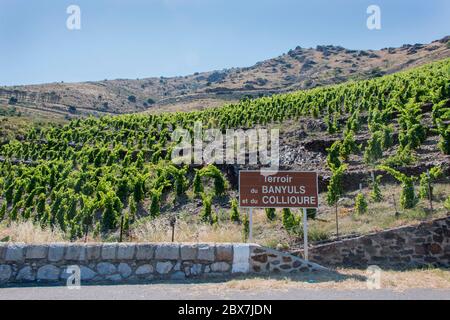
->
0;283;449;300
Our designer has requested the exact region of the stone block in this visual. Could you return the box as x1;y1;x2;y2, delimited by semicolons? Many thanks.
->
48;244;65;262
180;244;197;260
210;262;230;272
171;271;186;280
118;263;132;278
5;243;25;262
0;265;12;282
117;244;135;260
197;244;214;261
136;244;155;260
65;244;85;261
86;244;101;260
96;262;116;275
37;265;60;281
155;244;179;260
135;264;154;275
216;244;233;262
25;245;47;259
16;266;35;281
156;261;173;274
101;243;117;260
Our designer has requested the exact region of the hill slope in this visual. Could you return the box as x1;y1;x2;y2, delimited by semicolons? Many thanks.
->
1;36;449;119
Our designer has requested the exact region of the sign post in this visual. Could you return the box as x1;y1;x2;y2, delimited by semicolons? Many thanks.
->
303;208;308;260
239;170;318;261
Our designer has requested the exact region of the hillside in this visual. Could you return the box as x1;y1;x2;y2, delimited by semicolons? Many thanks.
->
0;58;449;246
1;36;449;119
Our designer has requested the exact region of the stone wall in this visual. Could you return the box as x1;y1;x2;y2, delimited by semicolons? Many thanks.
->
0;242;324;285
296;216;450;269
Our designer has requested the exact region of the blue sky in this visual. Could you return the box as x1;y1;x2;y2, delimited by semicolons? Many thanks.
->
0;0;449;86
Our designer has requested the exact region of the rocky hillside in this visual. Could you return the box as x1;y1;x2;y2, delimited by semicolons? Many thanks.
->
1;36;449;119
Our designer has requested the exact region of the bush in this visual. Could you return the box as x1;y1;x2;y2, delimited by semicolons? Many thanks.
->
200;193;212;223
230;199;240;222
379;166;418;209
127;95;137;103
355;193;368;215
265;208;276;221
370;175;383;202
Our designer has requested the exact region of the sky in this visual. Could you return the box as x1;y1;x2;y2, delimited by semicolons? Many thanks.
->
0;0;449;86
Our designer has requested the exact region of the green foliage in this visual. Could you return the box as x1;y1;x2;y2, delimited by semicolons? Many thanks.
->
265;208;276;221
281;208;297;232
444;195;450;211
198;164;227;196
149;187;163;218
242;212;249;241
418;167;442;199
327;164;347;206
230;198;240;222
382;146;417;167
200;193;213;223
378;165;417;209
0;58;448;239
370;175;383;202
306;208;317;220
193;170;203;195
0;202;6;221
355;193;368;215
340;130;359;160
326;141;341;169
364;131;383;164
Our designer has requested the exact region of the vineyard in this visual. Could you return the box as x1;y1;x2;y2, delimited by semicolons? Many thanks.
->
0;58;449;244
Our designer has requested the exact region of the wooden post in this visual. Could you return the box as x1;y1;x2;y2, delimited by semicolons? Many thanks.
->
169;216;176;242
249;208;253;242
119;215;124;243
335;202;339;240
392;194;399;217
427;170;433;212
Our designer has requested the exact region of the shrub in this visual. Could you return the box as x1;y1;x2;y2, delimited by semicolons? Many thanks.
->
265;208;276;221
230;199;240;222
200;193;212;223
127;95;137;103
418;167;442;200
326;141;342;169
364;131;383;164
242;212;249;241
371;175;383;202
378;165;417;209
355;193;368;215
282;208;298;233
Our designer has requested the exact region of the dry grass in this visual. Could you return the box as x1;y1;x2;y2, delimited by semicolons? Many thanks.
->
131;217;244;243
0;220;65;243
214;268;450;291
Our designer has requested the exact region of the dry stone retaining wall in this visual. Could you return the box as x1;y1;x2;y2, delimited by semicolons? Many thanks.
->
297;216;450;268
0;243;324;285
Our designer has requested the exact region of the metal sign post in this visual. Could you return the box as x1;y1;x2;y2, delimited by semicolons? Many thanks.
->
249;208;253;242
303;208;308;261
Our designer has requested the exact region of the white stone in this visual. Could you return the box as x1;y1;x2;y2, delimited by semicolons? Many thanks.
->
96;262;116;275
135;264;154;275
37;265;60;281
232;244;250;273
16;266;35;281
156;261;173;274
118;263;132;278
0;265;12;282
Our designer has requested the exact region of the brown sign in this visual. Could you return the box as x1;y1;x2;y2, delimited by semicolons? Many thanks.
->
239;171;318;208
